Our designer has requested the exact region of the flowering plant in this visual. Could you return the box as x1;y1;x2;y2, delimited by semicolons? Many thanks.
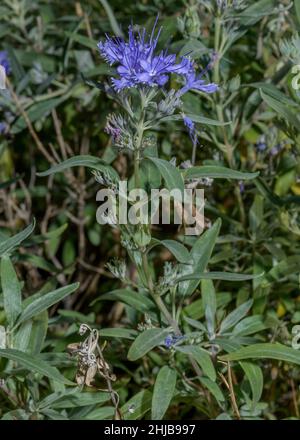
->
1;0;300;422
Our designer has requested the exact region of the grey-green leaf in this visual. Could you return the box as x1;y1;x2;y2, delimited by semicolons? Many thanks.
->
184;166;259;181
240;361;263;406
219;299;253;334
183;218;221;296
15;282;79;328
220;343;300;365
1;255;22;326
161;240;191;264
177;272;262;283
152;366;177;420
176;345;216;381
121;390;152;420
128;328;170;361
0;348;74;385
37;155;118;181
201;279;216;338
0;220;35;257
199;377;225;402
147;157;184;197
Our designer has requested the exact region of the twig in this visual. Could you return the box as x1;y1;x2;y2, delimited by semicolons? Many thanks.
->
6;78;55;165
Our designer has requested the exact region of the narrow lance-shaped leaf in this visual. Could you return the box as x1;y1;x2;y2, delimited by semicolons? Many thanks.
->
219;299;253;334
121;390;153;420
184;166;259;181
201;279;216;338
1;255;22;326
0;219;35;257
96;288;155;314
128;328;171;361
181;218;221;296
220;343;300;366
146;156;184;198
15;282;80;328
240;361;264;406
37;155;119;181
151;366;177;420
176;271;263;283
175;345;216;381
0;348;74;385
161;240;190;264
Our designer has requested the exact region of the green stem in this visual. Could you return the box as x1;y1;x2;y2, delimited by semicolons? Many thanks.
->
213;15;221;84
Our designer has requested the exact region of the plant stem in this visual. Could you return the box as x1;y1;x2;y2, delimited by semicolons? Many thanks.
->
213;15;221;84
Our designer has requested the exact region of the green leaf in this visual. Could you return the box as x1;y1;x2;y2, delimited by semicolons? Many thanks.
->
161;240;190;264
121;390;152;420
176;345;216;381
47;392;110;409
240;361;263;406
177;271;262;283
296;0;300;26
0;220;35;256
249;195;264;233
239;0;276;26
15;283;79;328
82;406;115;420
201;279;216;338
97;289;155;314
219;300;253;334
182;218;221;296
146;157;184;197
184;166;259;181
99;0;124;37
248;82;298;107
151;366;177;420
254;177;283;206
27;311;48;355
265;256;300;283
128;328;171;361
1;255;22;326
0;348;74;385
184;292;232;320
186;114;232;126
260;90;300;129
37;155;118;181
232;315;266;337
220;343;300;365
199;377;225;402
14;321;32;352
64;31;97;49
161;114;230;126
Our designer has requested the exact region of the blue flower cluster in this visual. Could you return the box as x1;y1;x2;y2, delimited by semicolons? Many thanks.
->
98;21;218;95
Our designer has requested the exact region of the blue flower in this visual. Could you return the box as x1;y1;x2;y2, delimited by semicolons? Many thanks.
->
178;70;219;96
0;122;7;135
97;20;218;95
0;51;11;75
164;334;185;348
255;136;267;152
183;115;198;147
164;335;173;348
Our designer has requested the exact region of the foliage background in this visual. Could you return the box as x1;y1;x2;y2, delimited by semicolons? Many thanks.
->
1;0;300;420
